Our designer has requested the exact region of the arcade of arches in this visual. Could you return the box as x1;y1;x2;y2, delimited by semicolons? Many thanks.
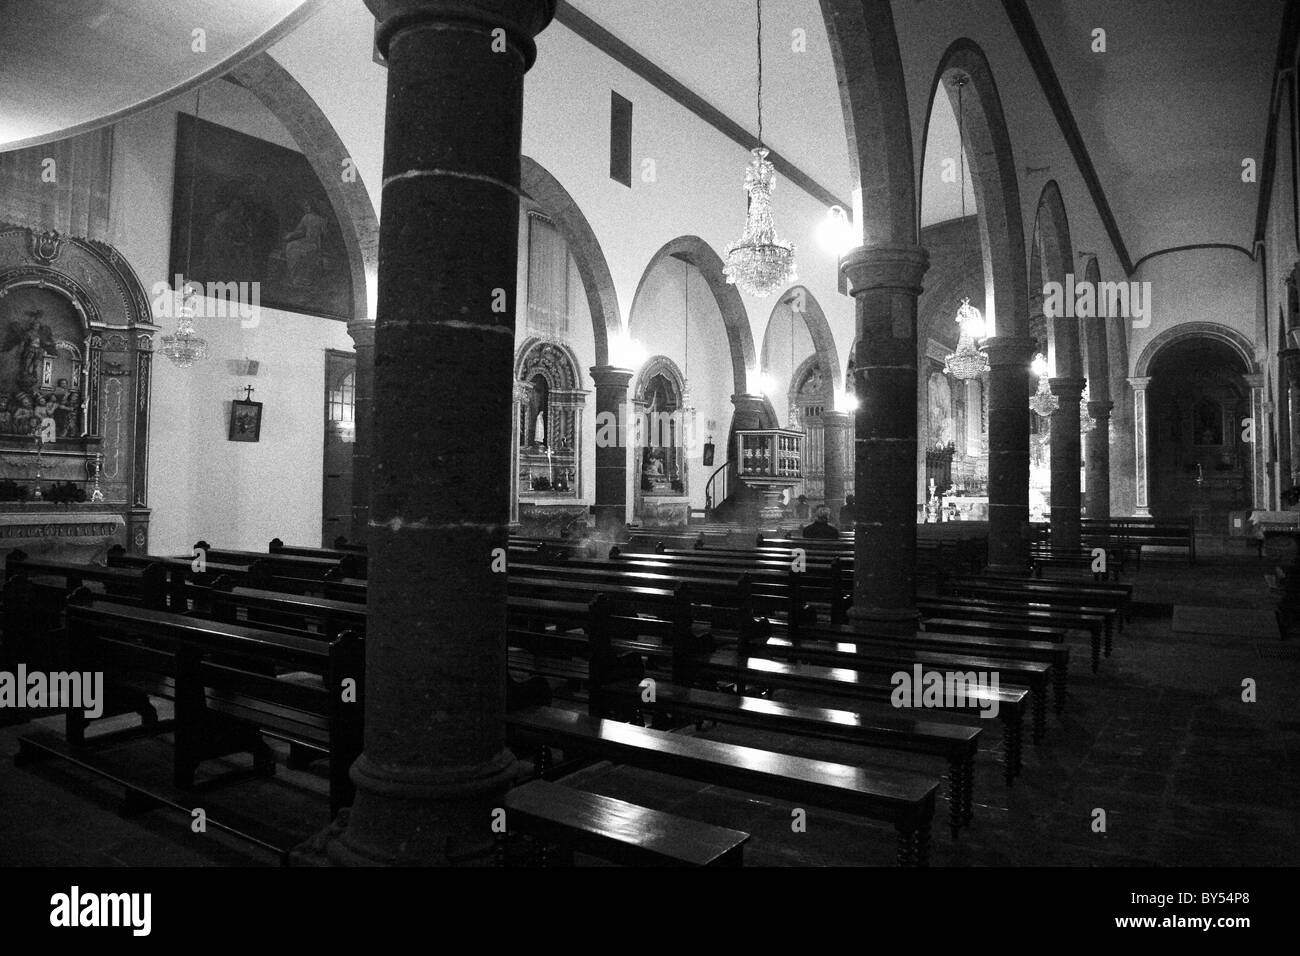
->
1;0;1298;872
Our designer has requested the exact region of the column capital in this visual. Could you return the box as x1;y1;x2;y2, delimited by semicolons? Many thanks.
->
1127;376;1152;389
1087;399;1114;420
983;335;1035;367
1049;377;1087;400
1244;372;1266;389
346;318;376;347
821;410;851;427
840;243;929;296
588;365;635;390
366;0;557;66
731;392;769;410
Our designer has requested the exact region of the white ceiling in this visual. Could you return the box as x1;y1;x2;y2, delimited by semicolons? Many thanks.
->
0;0;314;150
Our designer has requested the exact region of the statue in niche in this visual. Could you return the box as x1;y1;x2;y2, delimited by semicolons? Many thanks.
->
4;311;57;391
1193;398;1222;446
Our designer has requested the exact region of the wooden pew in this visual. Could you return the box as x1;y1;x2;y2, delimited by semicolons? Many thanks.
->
56;592;363;816
191;540;362;579
506;593;983;837
268;538;369;577
507;704;940;866
500;779;750;866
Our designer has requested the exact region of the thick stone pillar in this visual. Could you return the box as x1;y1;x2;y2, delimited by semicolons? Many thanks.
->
822;410;849;518
1049;377;1085;549
1130;376;1152;516
730;392;769;431
322;0;555;866
984;336;1034;572
589;366;633;531
841;244;928;635
346;319;375;545
1085;398;1112;520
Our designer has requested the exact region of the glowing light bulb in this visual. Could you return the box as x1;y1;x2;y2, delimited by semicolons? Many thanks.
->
817;205;856;257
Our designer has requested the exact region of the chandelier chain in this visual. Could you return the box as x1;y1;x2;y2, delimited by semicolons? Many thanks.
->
757;0;763;146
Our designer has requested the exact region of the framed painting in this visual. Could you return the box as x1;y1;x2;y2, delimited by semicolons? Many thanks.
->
169;114;353;321
228;399;263;443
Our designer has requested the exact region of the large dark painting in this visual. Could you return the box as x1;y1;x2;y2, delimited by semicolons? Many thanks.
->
169;114;353;321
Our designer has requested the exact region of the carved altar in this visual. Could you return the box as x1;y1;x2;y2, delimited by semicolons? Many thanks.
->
0;225;155;557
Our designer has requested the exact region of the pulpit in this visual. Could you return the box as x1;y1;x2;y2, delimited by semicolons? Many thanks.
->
735;427;804;524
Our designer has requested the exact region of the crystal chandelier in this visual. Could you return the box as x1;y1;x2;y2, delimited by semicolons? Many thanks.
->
723;0;796;298
944;297;989;380
1028;353;1059;419
1080;382;1096;434
160;286;209;368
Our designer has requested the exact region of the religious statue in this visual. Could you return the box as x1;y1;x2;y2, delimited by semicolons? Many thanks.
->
3;311;57;389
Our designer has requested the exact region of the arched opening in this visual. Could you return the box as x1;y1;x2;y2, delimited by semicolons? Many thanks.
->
760;286;842;511
511;337;588;526
631;356;690;525
520;156;622;366
1140;329;1258;529
629;240;752;523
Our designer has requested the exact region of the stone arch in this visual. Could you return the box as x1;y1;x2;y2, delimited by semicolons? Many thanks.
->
789;353;834;409
1033;180;1082;377
520;156;621;366
819;0;916;244
1134;322;1261;379
763;286;844;400
1080;255;1109;399
225;54;379;323
923;40;1030;339
631;237;753;395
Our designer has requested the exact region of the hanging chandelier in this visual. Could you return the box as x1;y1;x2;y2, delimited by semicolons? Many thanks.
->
723;0;796;298
163;87;209;369
944;79;987;381
944;297;989;380
1080;382;1096;434
159;286;209;368
1029;353;1059;419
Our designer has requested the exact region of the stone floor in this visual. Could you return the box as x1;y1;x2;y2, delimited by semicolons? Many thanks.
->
1;549;1297;867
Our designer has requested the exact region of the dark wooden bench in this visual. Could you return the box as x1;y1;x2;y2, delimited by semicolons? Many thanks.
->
506;704;940;866
268;538;369;577
59;593;363;816
500;779;749;866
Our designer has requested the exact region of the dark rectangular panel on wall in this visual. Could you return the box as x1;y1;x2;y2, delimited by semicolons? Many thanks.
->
610;91;633;188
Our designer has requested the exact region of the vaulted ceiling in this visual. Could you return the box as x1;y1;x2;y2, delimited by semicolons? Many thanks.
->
0;0;316;150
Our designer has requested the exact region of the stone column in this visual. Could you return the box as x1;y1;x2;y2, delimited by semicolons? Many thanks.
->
322;0;556;867
589;366;633;532
984;336;1035;572
841;244;928;635
346;319;375;545
730;392;770;431
1085;398;1113;520
965;378;983;458
1049;376;1086;549
821;410;849;518
1129;376;1152;516
1247;374;1267;509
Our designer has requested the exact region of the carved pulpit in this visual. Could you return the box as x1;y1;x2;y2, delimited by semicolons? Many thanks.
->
0;226;155;560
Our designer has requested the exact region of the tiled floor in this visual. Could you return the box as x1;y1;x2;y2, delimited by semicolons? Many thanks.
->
2;551;1297;866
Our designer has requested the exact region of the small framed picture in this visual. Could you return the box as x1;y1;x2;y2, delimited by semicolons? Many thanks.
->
228;399;263;442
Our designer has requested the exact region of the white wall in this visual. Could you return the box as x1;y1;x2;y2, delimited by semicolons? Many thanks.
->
110;80;354;555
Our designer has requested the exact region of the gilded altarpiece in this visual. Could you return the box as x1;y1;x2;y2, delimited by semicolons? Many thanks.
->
0;225;155;560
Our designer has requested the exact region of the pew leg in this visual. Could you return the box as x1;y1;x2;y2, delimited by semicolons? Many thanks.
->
1091;632;1101;673
946;756;966;838
1031;688;1046;745
1104;619;1114;657
536;745;553;780
1054;662;1067;716
961;753;974;826
1001;712;1023;786
895;824;917;867
286;741;316;770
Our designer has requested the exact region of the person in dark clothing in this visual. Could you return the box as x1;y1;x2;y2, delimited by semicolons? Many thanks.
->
802;505;840;539
839;494;856;529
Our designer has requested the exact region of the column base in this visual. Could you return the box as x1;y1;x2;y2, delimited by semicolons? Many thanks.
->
294;749;523;866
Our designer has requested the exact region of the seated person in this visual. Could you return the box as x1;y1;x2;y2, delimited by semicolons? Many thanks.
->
802;505;840;539
839;494;856;528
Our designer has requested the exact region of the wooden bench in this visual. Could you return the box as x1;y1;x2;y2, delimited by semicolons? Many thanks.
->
60;593;363;816
507;704;940;866
500;779;749;866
